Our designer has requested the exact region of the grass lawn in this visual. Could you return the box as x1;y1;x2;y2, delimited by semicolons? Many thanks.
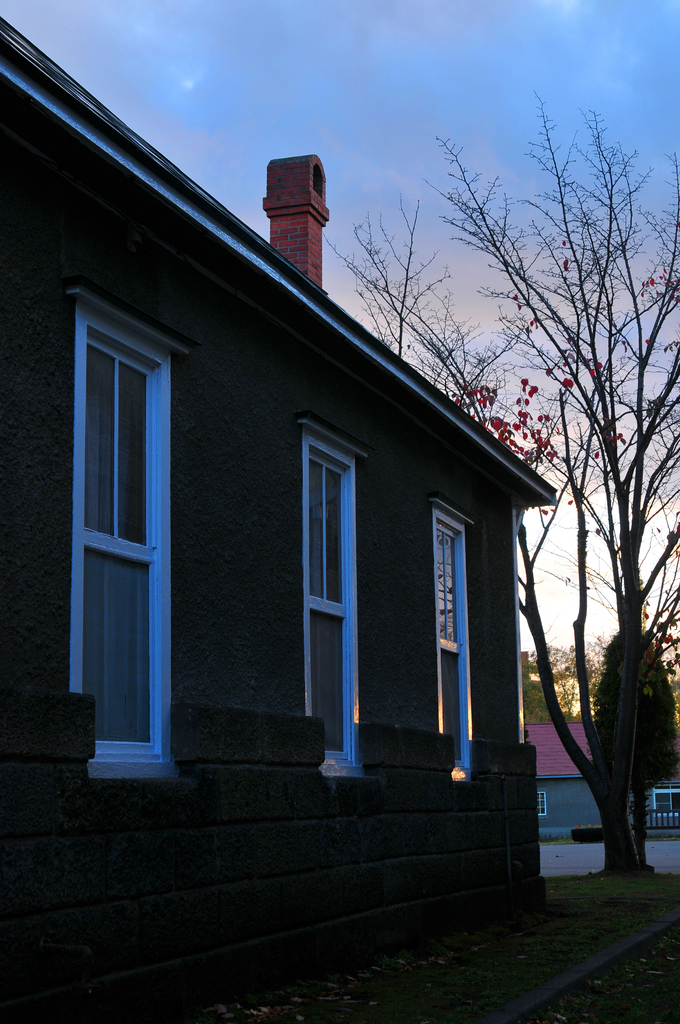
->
184;873;680;1024
528;926;680;1023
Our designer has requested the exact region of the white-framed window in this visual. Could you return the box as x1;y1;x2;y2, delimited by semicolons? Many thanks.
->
431;498;471;768
67;282;189;773
537;790;547;816
299;415;366;771
653;785;680;811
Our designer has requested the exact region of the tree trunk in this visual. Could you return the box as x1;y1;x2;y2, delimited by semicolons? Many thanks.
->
631;781;649;867
600;803;641;871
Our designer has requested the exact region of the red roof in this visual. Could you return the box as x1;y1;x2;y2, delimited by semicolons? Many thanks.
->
526;721;591;777
527;722;680;779
524;724;680;778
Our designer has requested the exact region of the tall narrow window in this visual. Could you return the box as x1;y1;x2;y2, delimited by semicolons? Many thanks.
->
68;283;187;769
432;503;471;766
82;346;151;742
300;416;365;769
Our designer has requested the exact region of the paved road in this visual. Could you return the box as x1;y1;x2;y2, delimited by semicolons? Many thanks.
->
541;840;680;875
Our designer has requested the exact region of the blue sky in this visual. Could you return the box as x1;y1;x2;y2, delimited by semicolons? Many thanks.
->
3;0;678;318
2;0;679;647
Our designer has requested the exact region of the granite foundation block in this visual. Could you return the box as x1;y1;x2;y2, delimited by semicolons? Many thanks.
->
451;781;490;812
341;861;384;915
138;888;220;962
320;817;361;867
41;900;140;980
255;820;321;876
106;831;175;898
461;847;507;890
0;762;54;837
0;721;542;1021
280;867;344;928
0;836;105;915
377;768;455;814
215;824;259;883
174;829;220;890
516;776;538;810
171;702;325;767
218;877;283;941
293;768;334;819
54;767;205;834
213;766;298;822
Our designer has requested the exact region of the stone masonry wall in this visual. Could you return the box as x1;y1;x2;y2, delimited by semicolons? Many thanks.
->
0;688;542;1024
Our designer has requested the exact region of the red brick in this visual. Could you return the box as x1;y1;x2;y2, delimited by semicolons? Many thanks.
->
263;155;329;287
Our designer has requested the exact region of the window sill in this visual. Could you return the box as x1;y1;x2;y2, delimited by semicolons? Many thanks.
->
88;760;179;778
320;760;364;777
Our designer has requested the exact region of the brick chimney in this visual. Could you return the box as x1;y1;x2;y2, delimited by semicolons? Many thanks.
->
263;155;329;288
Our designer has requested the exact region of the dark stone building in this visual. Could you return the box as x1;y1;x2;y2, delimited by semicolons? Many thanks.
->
0;18;555;1023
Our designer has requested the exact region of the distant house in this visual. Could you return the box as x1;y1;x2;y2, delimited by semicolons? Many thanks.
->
526;722;599;838
527;722;680;838
0;16;556;1023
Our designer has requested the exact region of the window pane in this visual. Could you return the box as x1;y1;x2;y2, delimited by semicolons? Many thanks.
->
325;467;342;603
118;363;146;544
309;460;323;598
310;610;344;751
673;792;680;811
437;528;447;641
85;346;114;535
444;533;456;643
441;648;461;758
656;791;672;810
83;549;150;742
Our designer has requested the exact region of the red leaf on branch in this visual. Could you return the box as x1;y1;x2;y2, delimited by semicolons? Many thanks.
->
562;378;574;389
563;259;569;271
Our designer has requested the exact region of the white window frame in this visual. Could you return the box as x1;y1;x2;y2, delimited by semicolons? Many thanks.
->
299;416;365;773
653;784;680;810
431;498;472;770
537;790;547;816
68;283;188;775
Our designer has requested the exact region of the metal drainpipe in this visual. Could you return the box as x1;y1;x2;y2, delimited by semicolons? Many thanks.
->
470;743;524;926
475;773;516;923
500;774;514;921
39;939;95;1024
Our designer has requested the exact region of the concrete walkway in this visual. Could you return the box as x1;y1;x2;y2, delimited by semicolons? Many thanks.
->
541;839;680;875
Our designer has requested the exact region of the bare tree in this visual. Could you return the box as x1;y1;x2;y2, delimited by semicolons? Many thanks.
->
330;199;512;426
441;108;680;870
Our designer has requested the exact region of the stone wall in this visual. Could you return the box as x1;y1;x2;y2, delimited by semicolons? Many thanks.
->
0;688;542;1024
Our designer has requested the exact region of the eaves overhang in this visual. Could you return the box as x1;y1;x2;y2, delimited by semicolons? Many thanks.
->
0;17;556;509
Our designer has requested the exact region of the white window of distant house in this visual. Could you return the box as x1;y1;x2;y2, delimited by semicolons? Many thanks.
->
537;791;547;816
653;785;680;811
431;500;471;768
68;284;189;772
299;416;366;770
